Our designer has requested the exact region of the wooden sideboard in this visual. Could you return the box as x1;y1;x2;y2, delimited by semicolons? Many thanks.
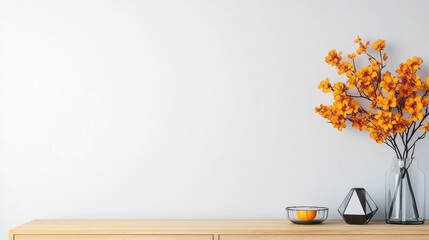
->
9;220;429;240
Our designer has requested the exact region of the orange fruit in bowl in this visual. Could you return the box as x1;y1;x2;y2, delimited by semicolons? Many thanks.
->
296;210;317;221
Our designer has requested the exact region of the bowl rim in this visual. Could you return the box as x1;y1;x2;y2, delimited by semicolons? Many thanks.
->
286;206;329;211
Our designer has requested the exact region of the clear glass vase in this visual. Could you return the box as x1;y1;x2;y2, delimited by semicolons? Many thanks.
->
385;157;425;224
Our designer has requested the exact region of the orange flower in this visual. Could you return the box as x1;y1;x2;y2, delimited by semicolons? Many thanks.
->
383;53;388;62
333;97;359;117
380;71;398;95
347;74;357;89
373;39;386;51
420;123;429;131
315;104;334;119
392;114;408;133
348;53;356;60
371;60;380;71
375;110;396;132
415;76;427;90
325;50;342;67
368;125;389;143
403;95;424;122
333;82;348;100
354;36;362;43
382;95;397;110
315;104;332;119
397;84;416;98
318;78;332;93
357;41;370;55
338;61;354;75
408;56;423;70
397;57;423;81
363;85;377;100
355;66;378;92
370;92;384;109
352;115;368;131
330;114;347;131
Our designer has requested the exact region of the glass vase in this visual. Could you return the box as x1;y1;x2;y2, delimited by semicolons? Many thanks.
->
385;157;425;224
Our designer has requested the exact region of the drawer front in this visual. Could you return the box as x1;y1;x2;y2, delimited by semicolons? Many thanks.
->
220;235;429;240
15;235;213;240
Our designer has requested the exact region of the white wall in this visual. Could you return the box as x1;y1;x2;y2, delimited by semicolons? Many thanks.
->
1;0;429;237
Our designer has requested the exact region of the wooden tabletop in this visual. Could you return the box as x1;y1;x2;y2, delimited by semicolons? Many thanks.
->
9;220;429;235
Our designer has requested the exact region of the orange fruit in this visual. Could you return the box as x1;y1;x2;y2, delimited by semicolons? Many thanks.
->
296;210;317;221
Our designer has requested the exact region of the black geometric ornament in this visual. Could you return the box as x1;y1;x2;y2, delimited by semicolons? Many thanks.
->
338;188;378;224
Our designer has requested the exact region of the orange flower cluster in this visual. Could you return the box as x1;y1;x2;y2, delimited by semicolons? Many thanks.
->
373;39;386;51
316;37;429;156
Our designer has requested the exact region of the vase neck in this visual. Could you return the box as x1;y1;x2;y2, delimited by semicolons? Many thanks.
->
392;158;417;169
